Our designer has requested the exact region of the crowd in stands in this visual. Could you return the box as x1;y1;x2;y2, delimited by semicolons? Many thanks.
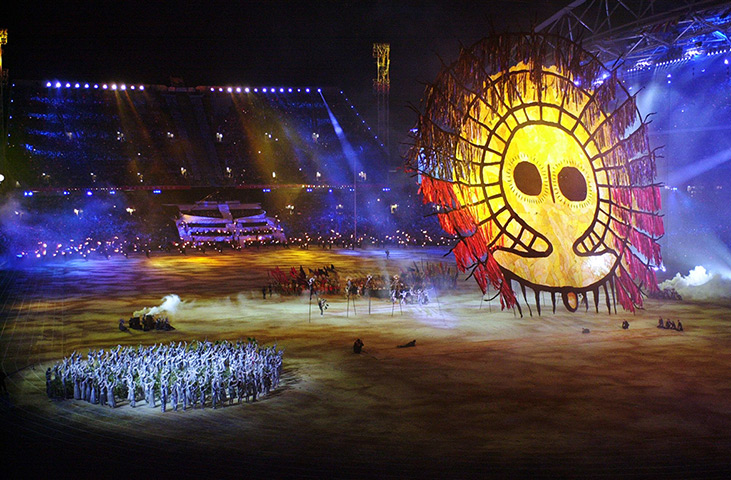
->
8;82;388;189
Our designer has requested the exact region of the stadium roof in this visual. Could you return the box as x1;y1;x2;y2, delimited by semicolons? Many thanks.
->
537;0;731;69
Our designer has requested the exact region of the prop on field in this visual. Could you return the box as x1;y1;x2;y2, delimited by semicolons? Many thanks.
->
124;315;175;331
407;32;663;314
346;279;357;317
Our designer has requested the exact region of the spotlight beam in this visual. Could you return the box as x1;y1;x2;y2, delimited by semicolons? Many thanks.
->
667;146;731;186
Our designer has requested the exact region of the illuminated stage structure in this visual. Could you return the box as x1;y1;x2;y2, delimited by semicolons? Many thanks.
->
172;199;285;245
408;32;663;314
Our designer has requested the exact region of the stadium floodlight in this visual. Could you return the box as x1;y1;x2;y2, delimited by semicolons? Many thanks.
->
55;82;61;88
130;85;135;90
227;87;232;93
210;87;215;92
94;84;99;89
46;82;52;87
279;88;284;92
288;88;292;92
218;88;223;92
65;83;71;88
75;83;80;88
244;87;250;93
236;87;241;93
120;84;126;90
263;88;267;93
111;84;118;90
253;88;258;92
84;83;89;88
86;191;93;196
305;88;310;93
139;85;144;90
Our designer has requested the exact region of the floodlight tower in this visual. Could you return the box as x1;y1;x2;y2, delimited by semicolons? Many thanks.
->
0;29;7;190
373;43;390;155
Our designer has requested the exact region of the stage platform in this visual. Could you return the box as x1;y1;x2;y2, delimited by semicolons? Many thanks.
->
1;248;729;478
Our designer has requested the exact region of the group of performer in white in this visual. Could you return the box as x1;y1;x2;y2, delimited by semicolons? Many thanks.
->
46;340;284;412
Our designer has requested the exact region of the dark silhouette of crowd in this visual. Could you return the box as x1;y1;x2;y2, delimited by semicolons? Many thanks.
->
657;317;684;331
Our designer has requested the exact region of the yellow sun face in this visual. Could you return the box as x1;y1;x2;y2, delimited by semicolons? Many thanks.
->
444;64;619;290
495;124;614;288
410;33;662;313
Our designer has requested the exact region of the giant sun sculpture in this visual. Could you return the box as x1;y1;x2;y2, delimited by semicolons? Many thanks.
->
407;33;663;314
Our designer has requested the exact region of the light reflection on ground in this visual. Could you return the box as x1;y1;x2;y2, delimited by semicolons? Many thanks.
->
0;247;729;478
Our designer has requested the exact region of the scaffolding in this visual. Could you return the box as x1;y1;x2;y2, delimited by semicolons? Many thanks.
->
373;43;390;154
536;0;731;69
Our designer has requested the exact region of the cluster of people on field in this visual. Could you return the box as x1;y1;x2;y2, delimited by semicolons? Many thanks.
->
268;264;340;296
657;318;684;331
45;340;284;412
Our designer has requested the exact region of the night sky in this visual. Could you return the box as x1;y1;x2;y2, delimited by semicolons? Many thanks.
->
1;0;564;138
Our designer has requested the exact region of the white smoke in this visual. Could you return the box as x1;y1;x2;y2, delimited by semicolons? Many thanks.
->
659;266;731;304
133;294;182;317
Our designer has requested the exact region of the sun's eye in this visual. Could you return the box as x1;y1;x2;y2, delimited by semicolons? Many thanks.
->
513;161;542;196
557;166;587;202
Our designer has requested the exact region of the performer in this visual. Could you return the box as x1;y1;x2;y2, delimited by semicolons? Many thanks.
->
160;376;168;412
318;298;328;315
45;368;52;398
48;340;284;413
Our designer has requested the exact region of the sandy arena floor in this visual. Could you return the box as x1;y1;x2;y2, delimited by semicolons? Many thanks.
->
1;247;730;479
